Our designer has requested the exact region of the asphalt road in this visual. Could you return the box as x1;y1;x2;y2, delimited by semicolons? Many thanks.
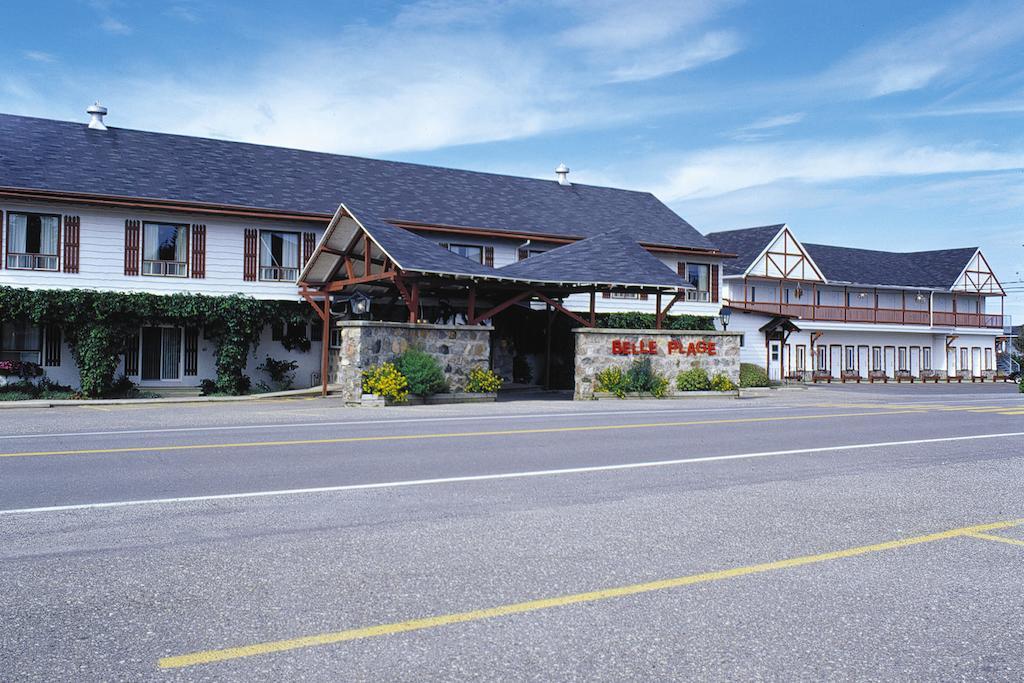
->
1;384;1022;680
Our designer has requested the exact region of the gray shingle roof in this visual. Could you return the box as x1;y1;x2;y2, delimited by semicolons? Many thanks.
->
497;229;690;288
707;225;977;289
705;225;785;276
0;113;717;251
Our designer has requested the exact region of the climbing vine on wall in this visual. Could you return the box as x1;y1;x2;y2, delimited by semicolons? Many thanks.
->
0;287;311;397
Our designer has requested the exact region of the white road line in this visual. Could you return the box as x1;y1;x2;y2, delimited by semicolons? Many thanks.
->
3;430;1022;516
0;404;803;441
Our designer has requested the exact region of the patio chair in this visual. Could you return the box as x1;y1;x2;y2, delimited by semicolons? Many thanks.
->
895;370;915;383
868;370;889;384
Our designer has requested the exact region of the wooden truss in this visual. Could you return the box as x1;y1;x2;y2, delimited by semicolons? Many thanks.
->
953;251;1004;295
748;227;824;282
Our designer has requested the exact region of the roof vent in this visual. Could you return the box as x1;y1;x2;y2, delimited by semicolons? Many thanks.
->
555;162;570;186
86;102;108;131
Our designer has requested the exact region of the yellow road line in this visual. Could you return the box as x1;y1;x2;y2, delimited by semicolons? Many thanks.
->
966;532;1024;548
0;409;925;459
158;517;1024;670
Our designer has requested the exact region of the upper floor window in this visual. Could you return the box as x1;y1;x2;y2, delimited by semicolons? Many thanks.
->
0;321;42;363
682;263;710;302
447;244;483;263
143;222;188;277
260;231;300;282
6;212;59;271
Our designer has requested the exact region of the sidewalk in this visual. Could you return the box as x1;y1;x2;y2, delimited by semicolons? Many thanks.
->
0;385;344;409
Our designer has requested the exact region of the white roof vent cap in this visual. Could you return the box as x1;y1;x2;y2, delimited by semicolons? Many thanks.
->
86;102;108;130
555;162;570;186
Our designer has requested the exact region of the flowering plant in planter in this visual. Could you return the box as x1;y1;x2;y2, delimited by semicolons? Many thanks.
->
465;367;503;393
0;360;44;378
362;362;409;403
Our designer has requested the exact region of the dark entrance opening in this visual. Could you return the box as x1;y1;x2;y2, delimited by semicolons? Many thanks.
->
491;305;576;393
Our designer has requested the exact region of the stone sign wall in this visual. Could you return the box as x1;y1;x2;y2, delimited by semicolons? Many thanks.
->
574;328;742;399
330;321;493;402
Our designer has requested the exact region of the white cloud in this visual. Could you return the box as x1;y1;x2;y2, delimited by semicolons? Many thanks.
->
655;138;1024;201
608;31;741;83
729;112;804;141
100;17;132;35
23;51;57;64
821;2;1024;97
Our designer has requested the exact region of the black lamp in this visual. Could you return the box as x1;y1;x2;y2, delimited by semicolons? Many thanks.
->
719;306;732;331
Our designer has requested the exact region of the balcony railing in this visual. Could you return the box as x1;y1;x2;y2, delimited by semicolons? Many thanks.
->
725;299;1004;328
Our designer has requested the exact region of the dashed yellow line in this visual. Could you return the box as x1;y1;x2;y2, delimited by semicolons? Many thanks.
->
0;409;925;459
157;517;1024;670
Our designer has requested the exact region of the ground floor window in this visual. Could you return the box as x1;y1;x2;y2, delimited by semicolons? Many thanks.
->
960;347;969;371
816;345;827;371
796;345;806;371
845;346;855;371
985;348;993;371
140;327;182;381
872;347;882;371
0;321;42;363
898;347;908;371
922;347;931;370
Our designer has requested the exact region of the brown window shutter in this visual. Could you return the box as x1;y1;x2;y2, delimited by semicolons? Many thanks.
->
302;232;316;266
62;216;80;274
124;219;141;276
518;248;528;261
484;246;494;267
639;293;649;300
190;224;206;278
0;209;4;270
44;325;62;367
124;334;140;376
184;327;199;376
677;261;685;275
602;291;610;299
711;264;720;302
243;228;258;281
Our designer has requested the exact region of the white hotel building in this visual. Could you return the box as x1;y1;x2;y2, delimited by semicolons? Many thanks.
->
0;108;1011;390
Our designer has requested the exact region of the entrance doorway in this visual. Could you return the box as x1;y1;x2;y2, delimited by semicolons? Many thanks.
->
767;341;782;381
141;327;182;381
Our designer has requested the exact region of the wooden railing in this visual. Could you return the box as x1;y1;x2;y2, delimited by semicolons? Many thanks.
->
726;300;1004;328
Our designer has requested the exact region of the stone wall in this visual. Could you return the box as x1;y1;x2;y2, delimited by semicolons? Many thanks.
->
574;328;742;399
329;321;493;401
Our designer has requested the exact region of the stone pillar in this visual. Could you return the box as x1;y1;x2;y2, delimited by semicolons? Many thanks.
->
573;328;742;399
331;321;493;402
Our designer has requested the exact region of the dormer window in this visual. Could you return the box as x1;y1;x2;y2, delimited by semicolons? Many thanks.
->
6;212;59;270
447;244;483;263
143;222;189;277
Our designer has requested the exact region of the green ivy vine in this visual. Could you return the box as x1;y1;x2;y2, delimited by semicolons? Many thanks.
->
0;286;312;397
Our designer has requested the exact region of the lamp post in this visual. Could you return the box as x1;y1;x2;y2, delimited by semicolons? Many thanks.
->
719;306;732;331
351;292;372;317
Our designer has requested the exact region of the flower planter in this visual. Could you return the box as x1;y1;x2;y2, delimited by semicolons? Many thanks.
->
360;392;497;406
591;390;739;400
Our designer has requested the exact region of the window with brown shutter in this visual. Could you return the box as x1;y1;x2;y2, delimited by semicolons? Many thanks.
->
62;216;80;274
0;210;4;270
184;327;199;376
190;224;206;278
44;325;62;367
124;219;141;276
518;248;528;261
303;232;316;266
243;228;258;281
710;264;720;303
484;246;494;267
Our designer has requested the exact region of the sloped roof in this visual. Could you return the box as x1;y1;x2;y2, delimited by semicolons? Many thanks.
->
0;113;718;251
706;225;979;289
497;229;691;288
705;225;785;276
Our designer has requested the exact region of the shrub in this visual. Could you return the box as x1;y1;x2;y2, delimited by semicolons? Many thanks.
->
595;366;629;398
625;358;670;398
0;378;76;401
677;366;710;391
466;367;503;393
362;362;409;403
258;356;299;391
710;372;737;391
396;349;447;396
199;378;219;396
597;312;715;331
0;359;43;378
739;363;770;388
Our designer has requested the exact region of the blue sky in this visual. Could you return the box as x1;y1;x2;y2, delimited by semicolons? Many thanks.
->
2;1;1023;317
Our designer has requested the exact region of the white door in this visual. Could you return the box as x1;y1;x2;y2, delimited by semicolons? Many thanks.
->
884;348;896;377
910;348;920;376
830;346;842;378
858;347;870;378
767;341;782;381
972;348;981;376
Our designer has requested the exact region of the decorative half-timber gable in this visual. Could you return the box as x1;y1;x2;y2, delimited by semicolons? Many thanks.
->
746;225;824;282
952;250;1004;295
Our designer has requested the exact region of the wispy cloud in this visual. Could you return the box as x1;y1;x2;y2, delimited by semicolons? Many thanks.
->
100;17;132;35
655;137;1024;201
820;2;1024;97
164;4;199;23
729;112;804;141
23;51;57;64
608;31;741;83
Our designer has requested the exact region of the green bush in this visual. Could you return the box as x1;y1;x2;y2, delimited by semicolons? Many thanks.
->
710;372;737;391
595;366;629;397
0;378;77;401
739;363;770;388
596;312;715;331
257;356;299;391
625;358;670;397
677;366;711;391
396;349;447;396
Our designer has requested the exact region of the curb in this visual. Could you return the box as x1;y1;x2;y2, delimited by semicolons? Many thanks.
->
0;386;343;409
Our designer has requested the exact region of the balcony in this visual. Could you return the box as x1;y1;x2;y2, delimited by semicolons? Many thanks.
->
725;299;1005;329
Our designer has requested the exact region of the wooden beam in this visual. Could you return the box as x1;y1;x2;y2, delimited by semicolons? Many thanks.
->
299;289;327;321
534;292;592;328
409;282;420;323
589;289;596;327
467;285;476;323
655;292;663;329
320;293;331;398
343;256;355;280
321;270;397;292
364;234;372;275
469;290;532;325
